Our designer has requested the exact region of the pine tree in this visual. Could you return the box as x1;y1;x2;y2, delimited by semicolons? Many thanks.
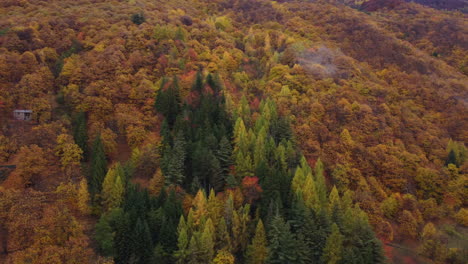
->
193;70;203;93
133;218;154;264
246;220;268;264
95;215;115;257
163;131;186;186
267;214;299;264
321;223;344;264
114;213;132;264
216;136;233;181
155;77;182;127
73;111;88;159
90;134;107;195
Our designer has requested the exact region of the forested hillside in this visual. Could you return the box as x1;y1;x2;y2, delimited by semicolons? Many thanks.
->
0;0;466;263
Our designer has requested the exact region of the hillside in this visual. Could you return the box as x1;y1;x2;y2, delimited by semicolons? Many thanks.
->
0;0;467;263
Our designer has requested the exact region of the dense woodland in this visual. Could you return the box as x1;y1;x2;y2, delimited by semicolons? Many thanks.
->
0;0;467;263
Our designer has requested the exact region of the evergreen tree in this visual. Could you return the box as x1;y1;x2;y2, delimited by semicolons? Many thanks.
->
73;111;88;159
321;223;344;264
95;215;115;257
90;134;107;195
216;136;233;181
155;77;182;127
114;213;132;264
246;220;268;264
132;218;154;264
163;131;186;186
193;70;203;93
446;149;457;166
267;214;299;264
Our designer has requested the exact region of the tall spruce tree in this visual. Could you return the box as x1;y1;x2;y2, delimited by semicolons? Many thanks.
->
90;134;107;195
133;218;154;264
73;111;88;159
267;214;299;264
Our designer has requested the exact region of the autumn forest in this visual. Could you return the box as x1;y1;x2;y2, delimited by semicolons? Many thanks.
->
0;0;467;264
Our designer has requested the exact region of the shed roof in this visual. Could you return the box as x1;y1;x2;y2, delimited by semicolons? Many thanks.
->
13;110;32;113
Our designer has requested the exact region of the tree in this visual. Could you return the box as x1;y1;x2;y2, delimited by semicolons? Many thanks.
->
321;223;344;264
246;220;268;264
155;77;182;127
55;134;83;177
398;210;418;239
77;178;91;214
132;218;154;264
95;215;115;257
216;217;231;251
242;176;263;204
149;168;165;196
213;249;235;264
175;216;189;263
73;111;88;159
15;144;48;187
131;13;145;25
314;158;327;205
267;214;298;264
200;219;215;261
90;134;107;195
101;164;125;211
162;131;186;186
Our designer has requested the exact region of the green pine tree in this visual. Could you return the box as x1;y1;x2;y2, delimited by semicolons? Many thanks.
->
267;214;299;264
73;111;88;159
90;134;107;195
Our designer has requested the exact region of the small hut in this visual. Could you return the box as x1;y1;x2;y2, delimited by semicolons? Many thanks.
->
13;110;32;121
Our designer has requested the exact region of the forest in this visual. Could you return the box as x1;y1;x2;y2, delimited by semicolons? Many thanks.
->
0;0;467;264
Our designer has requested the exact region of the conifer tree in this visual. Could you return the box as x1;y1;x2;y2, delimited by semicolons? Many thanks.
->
213;249;235;264
216;217;231;251
216;136;233;180
114;213;132;264
193;70;203;93
322;223;344;264
73;111;88;159
246;219;268;264
267;214;299;264
155;77;182;127
101;163;125;210
314;158;327;205
95;215;115;257
163;131;186;186
77;178;91;214
175;216;189;263
201;219;215;261
90;134;107;195
133;218;154;264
